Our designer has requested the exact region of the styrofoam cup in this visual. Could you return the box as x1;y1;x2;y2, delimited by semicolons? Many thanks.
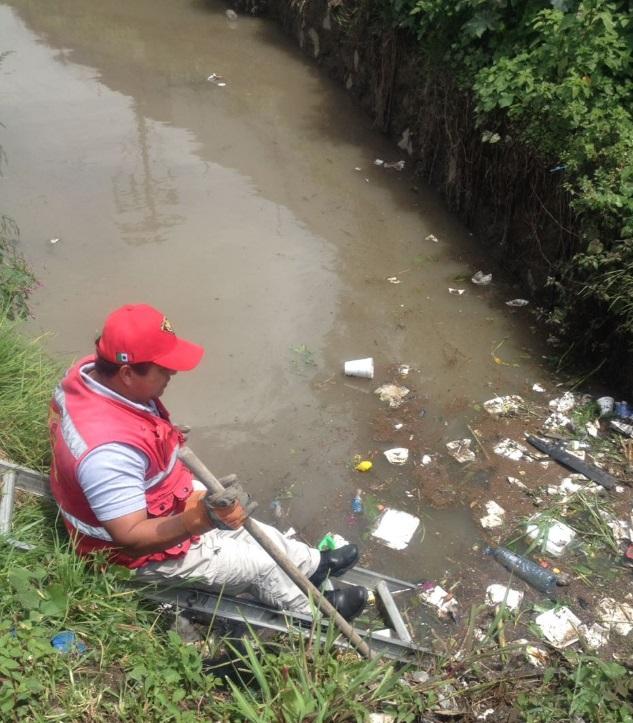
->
596;396;614;416
344;357;374;379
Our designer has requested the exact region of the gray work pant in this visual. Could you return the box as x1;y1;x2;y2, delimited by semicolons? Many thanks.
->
137;520;321;614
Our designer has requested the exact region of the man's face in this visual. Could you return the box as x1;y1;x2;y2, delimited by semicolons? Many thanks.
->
125;363;177;404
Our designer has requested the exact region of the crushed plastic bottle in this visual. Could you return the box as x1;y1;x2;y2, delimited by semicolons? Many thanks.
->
51;631;88;654
351;489;363;514
485;546;557;594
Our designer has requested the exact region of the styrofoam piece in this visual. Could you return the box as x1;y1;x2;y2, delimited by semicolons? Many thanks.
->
535;607;581;648
532;383;546;393
578;623;610;649
485;584;524;611
525;644;549;668
597;598;633;636
384;447;409;465
600;511;633;542
480;501;505;529
548;391;576;413
374;383;410;408
331;533;349;549
371;508;420;550
344;357;374;379
419;585;458;620
421;454;433;465
471;270;492;286
494;438;531;462
543;412;571;430
526;516;576;557
446;438;476;463
507;476;527;490
483;395;523;416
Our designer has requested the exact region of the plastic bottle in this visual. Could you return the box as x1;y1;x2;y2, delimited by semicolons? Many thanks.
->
484;546;557;594
351;489;363;514
51;631;88;654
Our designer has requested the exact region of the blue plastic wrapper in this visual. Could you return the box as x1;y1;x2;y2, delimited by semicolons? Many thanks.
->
51;631;88;654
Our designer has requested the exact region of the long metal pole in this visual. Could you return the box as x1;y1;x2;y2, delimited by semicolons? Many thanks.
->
177;447;376;660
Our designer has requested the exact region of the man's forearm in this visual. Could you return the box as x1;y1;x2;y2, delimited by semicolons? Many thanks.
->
114;513;197;557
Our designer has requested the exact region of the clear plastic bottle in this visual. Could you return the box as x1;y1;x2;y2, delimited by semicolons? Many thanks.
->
351;489;363;514
485;546;557;594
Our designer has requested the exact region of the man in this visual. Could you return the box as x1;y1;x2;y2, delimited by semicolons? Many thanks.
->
49;303;367;621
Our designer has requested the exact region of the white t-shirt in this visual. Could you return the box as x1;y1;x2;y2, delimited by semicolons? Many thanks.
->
76;364;160;522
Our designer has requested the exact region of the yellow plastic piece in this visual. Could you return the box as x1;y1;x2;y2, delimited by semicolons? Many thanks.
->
355;460;373;472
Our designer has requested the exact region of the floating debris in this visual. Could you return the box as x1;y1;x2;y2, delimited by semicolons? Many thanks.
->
532;383;546;393
485;584;523;611
480;501;506;529
471;271;492;285
355;460;373;472
446;438;476;463
344;357;374;379
49;237;60;244
425;233;439;243
398;364;410;377
494;438;531;462
421;454;433;465
384;160;405;171
507;476;527;490
505;299;529;307
207;73;227;86
448;288;465;295
597;598;633;636
225;8;238;20
483;395;523;416
418;584;459;621
374;159;384;166
386;276;401;284
548;392;576;414
578;622;610;650
526;516;576;557
374;383;410;408
371;508;420;550
543;412;572;430
384;447;409;465
535;607;581;648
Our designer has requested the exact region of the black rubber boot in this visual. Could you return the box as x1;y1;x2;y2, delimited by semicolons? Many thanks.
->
308;544;359;587
323;586;368;621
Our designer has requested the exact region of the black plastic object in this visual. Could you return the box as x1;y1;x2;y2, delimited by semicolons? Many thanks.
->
485;545;557;594
526;434;616;490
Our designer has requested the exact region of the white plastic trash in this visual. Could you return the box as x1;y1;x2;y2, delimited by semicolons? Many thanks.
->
505;299;529;307
371;508;420;550
446;438;476;463
485;584;523;611
597;598;633;636
494;438;530;462
419;585;459;620
344;357;374;379
480;501;505;529
384;448;409;465
374;384;410;408
535;607;581;648
471;270;492;286
483;395;523;416
526;516;576;557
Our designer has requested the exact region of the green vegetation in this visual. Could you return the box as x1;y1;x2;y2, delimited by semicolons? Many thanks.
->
337;0;633;382
0;214;35;321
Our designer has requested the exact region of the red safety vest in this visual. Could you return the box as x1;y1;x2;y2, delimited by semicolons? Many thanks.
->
49;355;196;568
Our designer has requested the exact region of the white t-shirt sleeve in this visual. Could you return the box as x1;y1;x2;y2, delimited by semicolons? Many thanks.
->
77;443;150;522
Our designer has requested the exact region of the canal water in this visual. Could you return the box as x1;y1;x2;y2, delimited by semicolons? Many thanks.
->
0;0;550;584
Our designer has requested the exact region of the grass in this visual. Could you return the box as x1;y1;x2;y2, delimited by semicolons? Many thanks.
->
0;312;62;471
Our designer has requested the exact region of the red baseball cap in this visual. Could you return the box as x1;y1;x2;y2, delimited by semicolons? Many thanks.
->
96;304;204;371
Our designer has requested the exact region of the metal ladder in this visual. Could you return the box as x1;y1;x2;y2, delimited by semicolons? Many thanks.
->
1;459;428;661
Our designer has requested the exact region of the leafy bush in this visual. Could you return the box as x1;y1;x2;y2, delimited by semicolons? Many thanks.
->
0;214;35;320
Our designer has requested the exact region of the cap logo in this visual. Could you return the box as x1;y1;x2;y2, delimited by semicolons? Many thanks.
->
116;352;129;363
161;317;175;334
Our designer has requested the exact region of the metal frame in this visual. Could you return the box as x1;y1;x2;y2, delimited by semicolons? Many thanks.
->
1;459;427;660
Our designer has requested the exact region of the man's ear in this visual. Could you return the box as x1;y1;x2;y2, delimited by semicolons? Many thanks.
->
118;364;135;388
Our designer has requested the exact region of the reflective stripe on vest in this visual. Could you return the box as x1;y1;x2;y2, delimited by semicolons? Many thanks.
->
60;508;113;542
146;445;179;489
54;385;88;459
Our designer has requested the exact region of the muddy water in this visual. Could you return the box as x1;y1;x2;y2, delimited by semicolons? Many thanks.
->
1;0;550;584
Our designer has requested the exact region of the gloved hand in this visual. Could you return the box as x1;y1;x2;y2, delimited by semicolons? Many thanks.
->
180;477;257;534
203;478;258;531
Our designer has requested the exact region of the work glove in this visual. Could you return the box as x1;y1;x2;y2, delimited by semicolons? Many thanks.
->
181;476;257;535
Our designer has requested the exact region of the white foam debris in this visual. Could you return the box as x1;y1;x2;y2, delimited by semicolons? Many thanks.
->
549;391;576;413
532;383;546;393
485;584;523;611
535;607;582;648
480;501;506;529
371;509;420;550
494;438;531;462
597;598;633;636
507;476;528;490
526;516;576;557
471;271;492;285
483;395;524;416
419;585;459;620
374;383;410;408
446;438;476;463
578;623;610;650
384;447;409;465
